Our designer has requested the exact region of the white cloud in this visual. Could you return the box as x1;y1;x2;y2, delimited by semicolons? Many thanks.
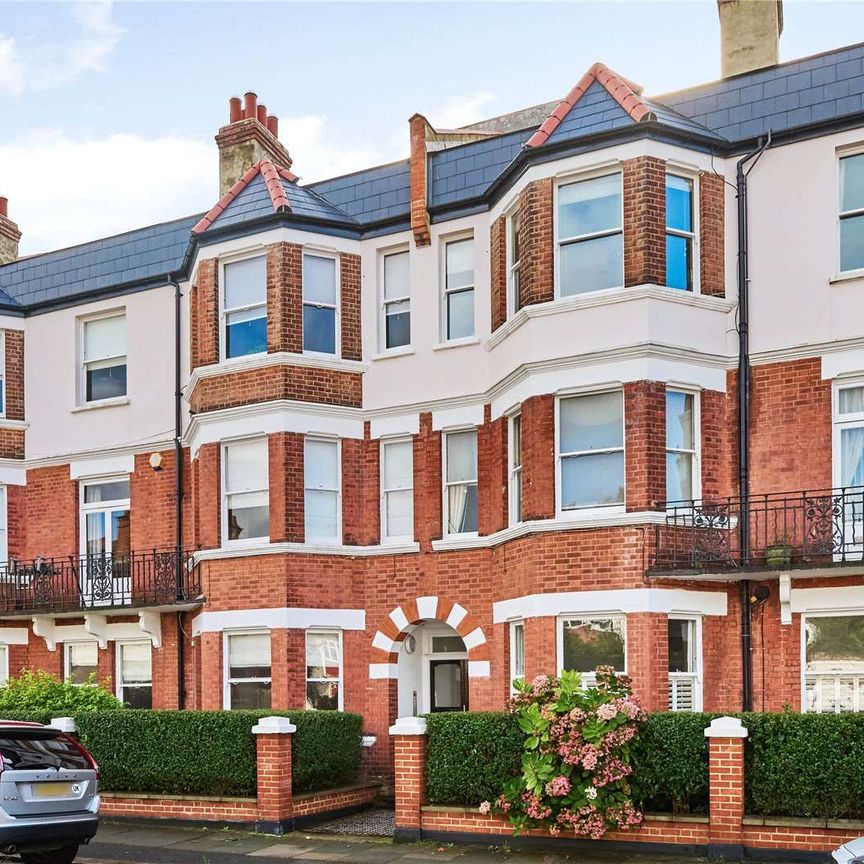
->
433;91;496;129
0;1;122;97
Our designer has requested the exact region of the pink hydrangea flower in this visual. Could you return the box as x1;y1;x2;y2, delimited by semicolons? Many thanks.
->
545;775;571;797
596;702;618;721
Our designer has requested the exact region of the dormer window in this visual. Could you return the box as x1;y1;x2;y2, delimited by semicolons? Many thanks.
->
223;256;267;359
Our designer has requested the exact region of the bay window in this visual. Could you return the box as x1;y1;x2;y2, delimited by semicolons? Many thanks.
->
382;250;410;350
225;631;271;709
222;438;269;544
558;391;625;511
306;630;342;710
381;438;413;543
443;237;475;340
666;175;695;291
557;174;623;296
82;312;126;402
666;390;698;502
303;253;338;355
804;614;864;712
840;152;864;273
443;430;478;536
223;256;267;359
668;618;700;711
305;438;340;543
559;617;626;682
116;641;152;709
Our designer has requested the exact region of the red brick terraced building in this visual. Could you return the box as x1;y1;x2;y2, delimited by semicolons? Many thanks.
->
0;0;863;778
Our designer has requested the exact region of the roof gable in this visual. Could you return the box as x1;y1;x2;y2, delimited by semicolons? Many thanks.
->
545;80;636;144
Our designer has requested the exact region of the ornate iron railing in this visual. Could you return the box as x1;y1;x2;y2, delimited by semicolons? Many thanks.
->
653;486;864;573
0;549;202;615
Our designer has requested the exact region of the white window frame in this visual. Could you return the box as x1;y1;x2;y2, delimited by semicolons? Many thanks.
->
554;170;624;299
666;388;701;504
555;389;626;517
506;209;521;318
509;620;525;693
442;428;479;538
223;629;272;710
78;309;127;406
305;629;344;711
79;475;131;557
839;150;864;275
801;611;864;713
0;330;7;419
302;250;341;358
64;640;99;686
668;615;703;711
380;436;414;544
304;436;342;545
557;614;627;686
115;639;153;708
220;437;270;548
219;253;268;362
380;247;411;352
665;172;700;294
508;412;523;527
0;645;9;686
833;380;864;489
441;233;476;342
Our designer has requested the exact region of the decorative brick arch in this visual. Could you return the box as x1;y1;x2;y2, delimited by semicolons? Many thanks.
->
369;595;490;678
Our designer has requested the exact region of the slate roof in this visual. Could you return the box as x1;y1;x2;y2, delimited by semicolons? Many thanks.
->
306;160;411;225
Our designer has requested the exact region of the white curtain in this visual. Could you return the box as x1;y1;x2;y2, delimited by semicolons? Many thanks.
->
842;428;864;487
448;485;469;534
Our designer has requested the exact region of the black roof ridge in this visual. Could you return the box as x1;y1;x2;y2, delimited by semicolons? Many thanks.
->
0;210;205;270
652;38;864;102
304;157;410;188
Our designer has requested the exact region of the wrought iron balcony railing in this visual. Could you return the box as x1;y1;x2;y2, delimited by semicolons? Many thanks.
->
652;486;864;574
0;549;202;615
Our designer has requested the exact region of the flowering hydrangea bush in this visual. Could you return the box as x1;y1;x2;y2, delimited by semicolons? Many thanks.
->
480;667;647;838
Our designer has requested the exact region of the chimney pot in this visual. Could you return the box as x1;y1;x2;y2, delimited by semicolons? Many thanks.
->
0;197;6;219
266;115;279;137
229;96;242;123
243;91;258;120
257;104;267;124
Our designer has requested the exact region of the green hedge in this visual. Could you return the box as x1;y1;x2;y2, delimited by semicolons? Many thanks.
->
0;710;362;797
425;712;522;805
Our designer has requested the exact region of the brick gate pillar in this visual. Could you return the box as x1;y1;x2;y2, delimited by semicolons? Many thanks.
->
705;715;748;859
390;716;427;842
253;715;296;835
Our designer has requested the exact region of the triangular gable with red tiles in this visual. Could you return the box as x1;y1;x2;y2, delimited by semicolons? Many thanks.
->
193;160;298;234
526;62;655;148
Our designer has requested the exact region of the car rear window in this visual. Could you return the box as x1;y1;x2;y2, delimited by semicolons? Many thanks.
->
0;731;90;771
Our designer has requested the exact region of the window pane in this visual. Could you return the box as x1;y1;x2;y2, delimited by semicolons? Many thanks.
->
85;513;106;556
841;214;864;272
446;239;474;290
447;288;475;339
86;362;127;401
668;619;693;673
562;619;625;673
84;479;130;503
512;624;525;679
561;452;625;508
226;309;267;358
805;616;864;670
560;234;623;295
384;252;409;300
305;440;338;489
447;483;478;533
305;489;338;539
225;439;268;493
120;642;151;683
227;496;269;541
385;489;413;537
123;686;152;709
666;175;693;232
224;257;266;309
560;392;623;453
667;452;694;502
306;681;339;710
431;635;466;653
666;391;695;450
666;234;692;291
385;301;411;348
303;255;337;304
446;431;477;483
303;305;336;354
841;154;864;213
511;416;522;468
839;387;864;415
383;441;413;490
228;633;271;674
84;316;125;361
68;642;98;684
231;681;271;709
841;428;864;486
558;175;621;239
510;211;521;263
306;632;341;679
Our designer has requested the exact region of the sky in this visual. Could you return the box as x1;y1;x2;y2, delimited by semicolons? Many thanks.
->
0;0;863;255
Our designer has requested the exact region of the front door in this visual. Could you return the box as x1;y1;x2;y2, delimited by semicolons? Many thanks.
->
430;659;468;712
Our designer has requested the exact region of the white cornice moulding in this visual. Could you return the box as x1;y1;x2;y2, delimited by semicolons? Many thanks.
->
492;588;728;624
70;452;136;480
0;420;28;432
23;439;175;473
191;607;366;637
30;616;161;651
194;540;420;561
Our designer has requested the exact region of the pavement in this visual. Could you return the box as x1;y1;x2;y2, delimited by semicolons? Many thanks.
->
75;820;706;864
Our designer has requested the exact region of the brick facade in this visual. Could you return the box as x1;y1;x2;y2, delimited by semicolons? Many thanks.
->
517;179;554;308
489;216;507;331
623;156;666;287
699;171;726;297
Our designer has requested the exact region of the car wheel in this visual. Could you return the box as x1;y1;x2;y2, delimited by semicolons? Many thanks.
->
20;844;79;864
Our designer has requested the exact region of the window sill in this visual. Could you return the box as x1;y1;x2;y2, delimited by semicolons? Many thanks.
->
370;347;415;362
71;397;130;413
432;336;480;352
829;269;864;285
196;541;421;560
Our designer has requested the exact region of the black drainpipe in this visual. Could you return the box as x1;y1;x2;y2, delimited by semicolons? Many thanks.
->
170;275;186;710
735;132;770;712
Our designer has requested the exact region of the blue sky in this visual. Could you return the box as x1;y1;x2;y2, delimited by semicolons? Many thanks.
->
1;1;863;254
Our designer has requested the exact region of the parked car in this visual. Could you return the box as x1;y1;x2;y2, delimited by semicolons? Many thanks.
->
0;721;99;864
833;838;864;864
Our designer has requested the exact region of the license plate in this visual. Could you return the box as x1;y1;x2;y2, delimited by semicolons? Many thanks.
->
33;782;73;797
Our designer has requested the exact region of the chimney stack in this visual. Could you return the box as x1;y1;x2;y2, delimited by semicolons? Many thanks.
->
718;0;783;78
215;91;293;196
0;198;21;266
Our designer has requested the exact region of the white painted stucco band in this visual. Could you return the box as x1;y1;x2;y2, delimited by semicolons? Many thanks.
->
191;607;366;637
70;453;135;479
0;466;26;486
492;588;728;624
790;585;864;614
0;628;28;645
370;413;420;439
432;404;484;431
822;347;864;380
